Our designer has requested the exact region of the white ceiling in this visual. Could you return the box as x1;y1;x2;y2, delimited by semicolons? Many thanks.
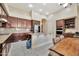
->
5;3;64;16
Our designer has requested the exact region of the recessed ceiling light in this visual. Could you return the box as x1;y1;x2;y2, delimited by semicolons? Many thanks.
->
46;12;49;15
39;9;43;12
28;4;33;8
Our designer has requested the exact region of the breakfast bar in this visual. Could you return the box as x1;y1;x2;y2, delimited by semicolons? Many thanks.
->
0;33;32;56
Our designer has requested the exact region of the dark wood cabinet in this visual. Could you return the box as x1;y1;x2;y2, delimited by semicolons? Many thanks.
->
56;18;75;28
17;19;22;27
9;18;17;28
0;4;32;28
21;19;25;28
23;20;27;27
64;18;75;28
56;20;64;29
56;17;75;37
1;15;32;28
4;33;32;43
26;20;31;29
0;4;32;29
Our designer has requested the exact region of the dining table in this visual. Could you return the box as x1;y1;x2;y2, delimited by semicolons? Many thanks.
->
49;37;79;56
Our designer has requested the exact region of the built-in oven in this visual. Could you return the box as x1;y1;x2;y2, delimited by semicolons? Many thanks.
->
56;27;64;37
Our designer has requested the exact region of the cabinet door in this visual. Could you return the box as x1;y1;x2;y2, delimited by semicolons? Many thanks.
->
26;20;31;29
56;20;64;28
21;20;25;28
21;20;27;28
10;18;17;28
24;20;27;28
6;23;11;28
0;6;1;15
17;19;22;28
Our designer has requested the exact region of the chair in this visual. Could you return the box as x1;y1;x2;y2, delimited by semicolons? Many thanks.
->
59;35;64;40
52;37;61;45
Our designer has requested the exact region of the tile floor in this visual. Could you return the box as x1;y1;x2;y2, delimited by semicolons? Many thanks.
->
8;33;53;56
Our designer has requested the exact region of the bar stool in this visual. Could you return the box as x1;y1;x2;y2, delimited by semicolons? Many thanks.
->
52;37;61;45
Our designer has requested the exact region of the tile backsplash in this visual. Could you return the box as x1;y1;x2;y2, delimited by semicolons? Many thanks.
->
0;28;31;34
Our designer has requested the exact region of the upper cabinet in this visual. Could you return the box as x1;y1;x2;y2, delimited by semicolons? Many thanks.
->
10;17;18;28
23;20;27;28
17;19;22;28
56;20;64;29
21;19;26;28
17;18;32;28
64;18;75;28
56;17;75;29
6;16;32;28
0;4;32;29
26;20;32;29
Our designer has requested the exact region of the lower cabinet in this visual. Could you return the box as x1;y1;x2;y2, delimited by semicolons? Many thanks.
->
0;44;2;56
0;43;11;56
12;33;31;41
2;43;11;56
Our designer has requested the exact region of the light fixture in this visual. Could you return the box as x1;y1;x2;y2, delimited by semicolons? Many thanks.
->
0;18;7;22
46;12;49;15
63;3;68;8
28;4;33;8
39;9;43;12
58;3;72;8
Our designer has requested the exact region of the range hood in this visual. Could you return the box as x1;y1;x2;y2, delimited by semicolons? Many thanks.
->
0;18;7;23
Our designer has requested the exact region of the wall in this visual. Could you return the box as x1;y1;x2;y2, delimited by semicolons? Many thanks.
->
75;5;79;32
47;15;56;38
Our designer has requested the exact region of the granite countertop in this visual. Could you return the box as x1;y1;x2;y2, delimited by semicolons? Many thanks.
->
0;28;33;44
0;32;33;44
0;33;12;44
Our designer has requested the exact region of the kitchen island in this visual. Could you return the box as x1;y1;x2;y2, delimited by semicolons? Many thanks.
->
0;32;32;56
